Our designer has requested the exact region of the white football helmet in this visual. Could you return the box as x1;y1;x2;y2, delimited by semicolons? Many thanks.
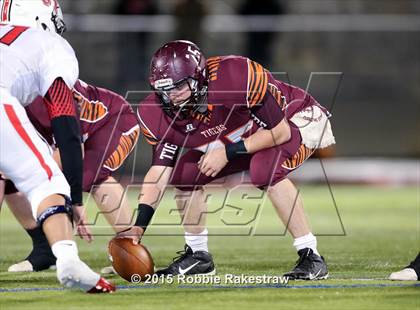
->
0;0;66;34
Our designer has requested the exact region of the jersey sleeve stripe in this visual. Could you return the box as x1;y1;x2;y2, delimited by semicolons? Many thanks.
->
247;59;268;108
140;126;159;145
4;104;53;180
207;57;221;81
103;125;140;171
136;109;158;141
1;0;11;22
268;83;287;109
247;61;256;107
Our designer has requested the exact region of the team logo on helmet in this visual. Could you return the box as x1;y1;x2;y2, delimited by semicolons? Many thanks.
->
154;78;174;89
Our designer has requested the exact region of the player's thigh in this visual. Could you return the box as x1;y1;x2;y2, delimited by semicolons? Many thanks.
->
0;95;69;216
249;125;310;188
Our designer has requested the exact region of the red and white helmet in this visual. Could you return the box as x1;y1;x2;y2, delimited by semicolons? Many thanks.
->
0;0;66;34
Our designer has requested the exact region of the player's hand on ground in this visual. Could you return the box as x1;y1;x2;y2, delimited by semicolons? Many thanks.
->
116;226;144;245
73;205;94;243
198;147;229;177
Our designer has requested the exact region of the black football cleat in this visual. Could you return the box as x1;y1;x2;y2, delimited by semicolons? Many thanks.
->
283;248;329;280
156;245;216;276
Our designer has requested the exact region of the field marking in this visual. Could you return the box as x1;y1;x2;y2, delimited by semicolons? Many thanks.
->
0;282;418;293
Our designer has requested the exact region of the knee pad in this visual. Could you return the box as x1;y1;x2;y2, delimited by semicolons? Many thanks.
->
37;196;73;227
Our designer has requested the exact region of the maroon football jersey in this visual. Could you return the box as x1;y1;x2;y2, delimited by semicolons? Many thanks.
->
26;80;135;144
137;56;325;167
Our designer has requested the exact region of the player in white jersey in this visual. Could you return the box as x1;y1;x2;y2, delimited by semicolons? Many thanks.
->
0;0;115;293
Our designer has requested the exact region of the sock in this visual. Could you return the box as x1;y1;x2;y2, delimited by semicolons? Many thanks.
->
185;229;208;253
51;240;80;261
25;226;56;271
51;240;99;290
26;226;49;248
293;233;320;256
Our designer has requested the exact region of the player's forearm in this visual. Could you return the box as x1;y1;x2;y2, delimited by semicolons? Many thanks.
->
132;166;172;232
51;116;83;205
139;166;173;208
45;78;83;205
244;119;291;154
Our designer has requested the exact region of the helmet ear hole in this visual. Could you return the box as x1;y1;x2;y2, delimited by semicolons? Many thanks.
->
6;0;66;35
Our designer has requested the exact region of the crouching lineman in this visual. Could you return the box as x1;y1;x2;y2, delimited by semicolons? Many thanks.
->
119;40;335;280
6;80;139;272
0;0;114;292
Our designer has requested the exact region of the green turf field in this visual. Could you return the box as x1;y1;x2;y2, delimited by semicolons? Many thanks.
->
1;185;419;309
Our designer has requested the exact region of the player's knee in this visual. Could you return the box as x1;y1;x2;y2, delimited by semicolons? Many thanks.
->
249;165;273;188
170;165;200;190
37;196;73;227
250;165;287;189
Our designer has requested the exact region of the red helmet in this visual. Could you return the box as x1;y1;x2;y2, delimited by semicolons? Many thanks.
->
149;40;208;119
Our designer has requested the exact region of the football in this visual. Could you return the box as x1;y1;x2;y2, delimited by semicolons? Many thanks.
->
108;237;154;282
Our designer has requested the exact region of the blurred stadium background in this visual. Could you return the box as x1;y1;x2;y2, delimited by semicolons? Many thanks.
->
57;0;419;186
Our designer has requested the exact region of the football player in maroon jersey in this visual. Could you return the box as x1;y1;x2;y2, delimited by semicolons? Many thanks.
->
120;40;335;280
5;80;139;272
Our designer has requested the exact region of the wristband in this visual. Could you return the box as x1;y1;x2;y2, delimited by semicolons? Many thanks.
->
134;203;155;231
225;140;248;161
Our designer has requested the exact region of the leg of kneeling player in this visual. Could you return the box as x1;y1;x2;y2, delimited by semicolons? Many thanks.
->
155;150;251;276
0;97;114;292
6;189;57;272
82;122;140;234
92;177;133;233
249;128;328;280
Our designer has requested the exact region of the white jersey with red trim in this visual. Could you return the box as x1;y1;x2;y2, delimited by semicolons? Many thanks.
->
0;88;70;214
0;24;78;106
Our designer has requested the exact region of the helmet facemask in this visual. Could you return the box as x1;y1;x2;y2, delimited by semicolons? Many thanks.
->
50;8;67;35
153;77;208;120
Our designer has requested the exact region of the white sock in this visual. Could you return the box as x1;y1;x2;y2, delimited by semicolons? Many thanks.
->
51;240;80;261
293;233;320;256
185;229;208;253
51;240;99;290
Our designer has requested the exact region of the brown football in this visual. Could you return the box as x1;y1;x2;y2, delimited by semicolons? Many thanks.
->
108;237;154;282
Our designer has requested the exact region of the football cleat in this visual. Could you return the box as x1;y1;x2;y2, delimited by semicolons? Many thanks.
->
56;258;110;292
389;253;420;281
389;268;418;281
156;245;216;276
283;248;329;280
8;244;56;272
87;277;116;293
8;260;34;272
